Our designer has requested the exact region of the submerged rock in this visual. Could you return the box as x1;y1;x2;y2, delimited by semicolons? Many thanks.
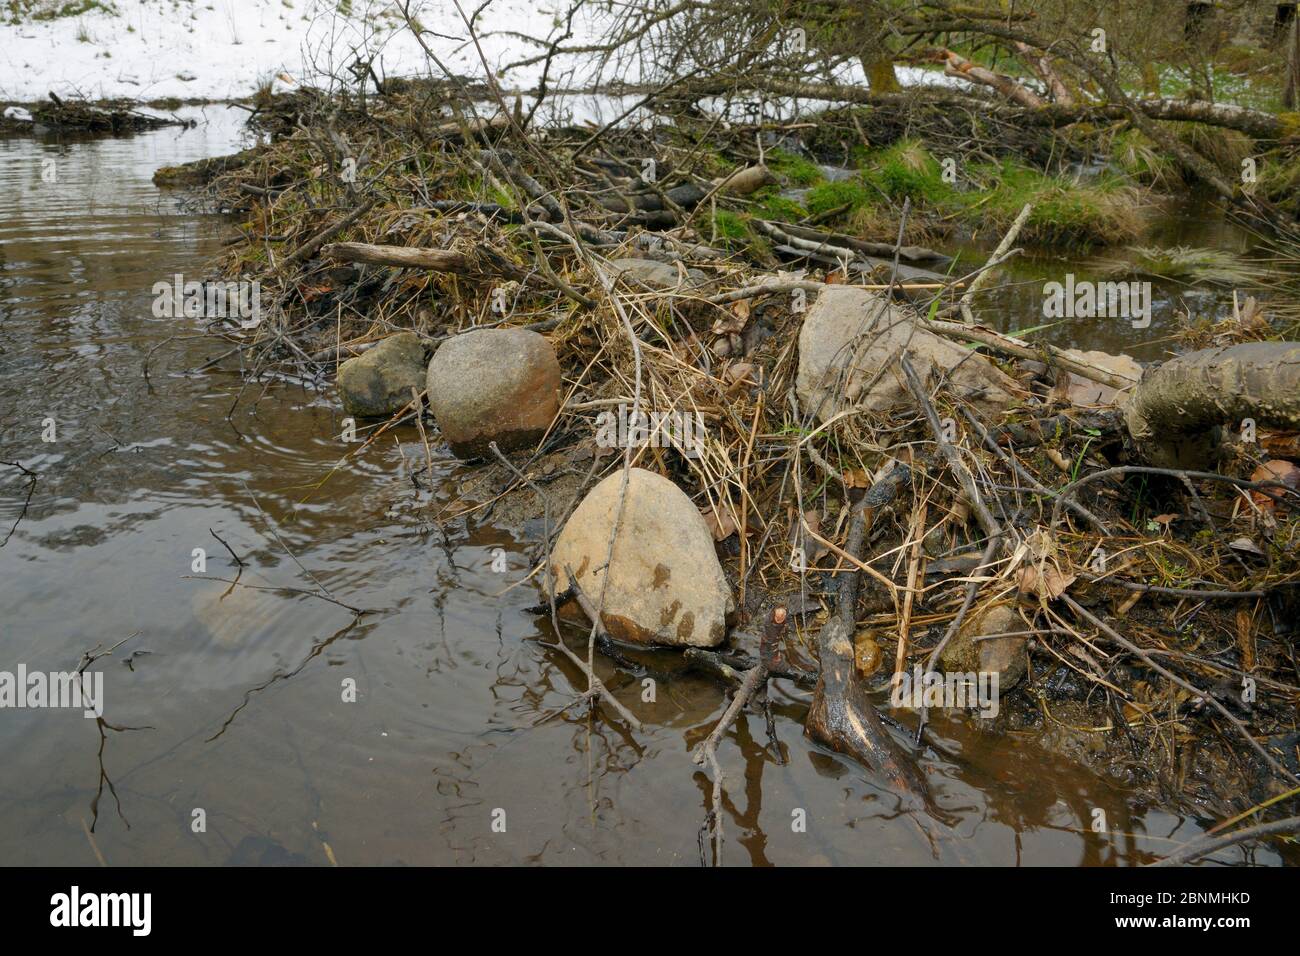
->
550;468;735;647
939;602;1027;690
425;327;561;458
795;286;1018;422
336;332;427;417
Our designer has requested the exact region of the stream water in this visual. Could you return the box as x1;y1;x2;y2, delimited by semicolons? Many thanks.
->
0;108;1280;866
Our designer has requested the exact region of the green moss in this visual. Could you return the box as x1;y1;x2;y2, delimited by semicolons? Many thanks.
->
766;149;823;187
764;136;1148;249
1279;112;1300;138
711;209;750;242
963;160;1146;248
864;139;954;204
806;178;876;217
751;189;807;222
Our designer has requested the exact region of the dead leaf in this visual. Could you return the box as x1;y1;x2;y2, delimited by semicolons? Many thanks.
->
1250;459;1300;512
1044;447;1071;473
701;503;739;541
1016;563;1076;601
711;299;750;337
1228;536;1266;559
725;362;757;386
842;469;871;489
789;508;828;565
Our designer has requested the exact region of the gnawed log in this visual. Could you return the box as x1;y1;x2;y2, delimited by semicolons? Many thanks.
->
805;497;929;801
319;241;525;280
937;48;1047;109
1124;342;1300;469
1014;41;1074;108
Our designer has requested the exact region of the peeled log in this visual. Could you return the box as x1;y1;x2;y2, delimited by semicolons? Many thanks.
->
1124;342;1300;469
805;495;928;801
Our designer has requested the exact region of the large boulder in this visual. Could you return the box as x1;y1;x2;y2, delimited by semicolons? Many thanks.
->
550;468;734;647
795;286;1019;422
425;327;562;458
337;332;427;417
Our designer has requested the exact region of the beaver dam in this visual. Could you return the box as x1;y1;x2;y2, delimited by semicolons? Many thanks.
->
7;1;1300;869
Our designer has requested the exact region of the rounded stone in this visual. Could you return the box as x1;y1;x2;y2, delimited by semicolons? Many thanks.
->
550;468;735;647
336;332;427;418
425;327;562;458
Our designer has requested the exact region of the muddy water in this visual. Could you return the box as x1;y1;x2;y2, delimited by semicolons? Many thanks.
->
0;111;1266;866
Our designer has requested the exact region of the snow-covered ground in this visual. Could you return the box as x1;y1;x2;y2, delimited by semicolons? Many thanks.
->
0;0;960;108
0;0;585;103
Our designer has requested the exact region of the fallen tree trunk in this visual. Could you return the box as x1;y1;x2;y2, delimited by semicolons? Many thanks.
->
1124;342;1300;469
669;80;1287;140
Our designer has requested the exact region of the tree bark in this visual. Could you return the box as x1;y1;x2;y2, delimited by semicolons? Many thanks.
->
1124;342;1300;469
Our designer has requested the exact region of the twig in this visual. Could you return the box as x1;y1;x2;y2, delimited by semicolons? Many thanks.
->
1148;815;1300;867
0;460;37;547
692;607;786;866
208;528;246;568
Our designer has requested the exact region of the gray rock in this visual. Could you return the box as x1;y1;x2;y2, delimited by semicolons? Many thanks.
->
550;468;734;647
606;257;705;291
939;602;1028;690
1059;348;1142;407
426;327;561;458
795;286;1019;422
337;332;428;417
